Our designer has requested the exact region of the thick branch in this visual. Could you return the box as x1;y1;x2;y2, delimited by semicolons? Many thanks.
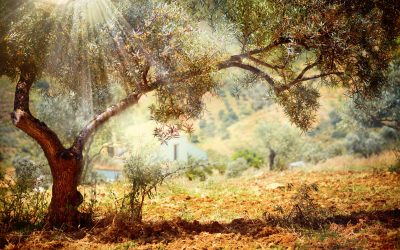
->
294;61;319;82
71;69;203;154
12;70;65;158
11;111;65;157
247;56;285;71
276;71;343;93
245;37;291;56
13;65;35;113
226;37;291;64
71;92;142;153
218;60;277;90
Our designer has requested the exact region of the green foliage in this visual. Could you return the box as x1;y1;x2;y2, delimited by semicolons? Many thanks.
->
123;154;170;222
347;60;400;131
257;122;305;164
345;130;383;158
331;129;347;139
0;157;50;232
328;111;342;128
1;0;397;137
277;86;320;131
226;157;249;178
231;149;264;168
388;160;400;173
183;157;225;181
12;156;51;190
184;0;398;131
380;127;400;142
33;90;87;145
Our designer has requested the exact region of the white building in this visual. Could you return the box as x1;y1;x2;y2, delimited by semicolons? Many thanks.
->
156;137;207;162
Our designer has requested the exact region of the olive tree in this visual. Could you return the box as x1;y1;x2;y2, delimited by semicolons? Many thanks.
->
0;0;399;228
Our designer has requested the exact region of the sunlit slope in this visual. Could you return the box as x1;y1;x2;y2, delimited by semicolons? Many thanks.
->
197;87;347;156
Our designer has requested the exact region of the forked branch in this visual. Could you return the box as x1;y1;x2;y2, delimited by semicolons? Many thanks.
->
12;67;65;158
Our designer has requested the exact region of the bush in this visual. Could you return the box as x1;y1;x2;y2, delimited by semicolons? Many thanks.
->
0;157;50;232
184;158;213;181
226;158;249;178
388;160;400;173
183;157;226;181
331;129;347;139
328;110;342;127
380;127;400;141
0;152;4;180
273;158;288;171
346;131;383;157
123;155;171;222
263;183;333;229
232;149;264;168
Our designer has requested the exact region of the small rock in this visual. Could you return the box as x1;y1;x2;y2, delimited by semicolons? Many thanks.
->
265;183;285;190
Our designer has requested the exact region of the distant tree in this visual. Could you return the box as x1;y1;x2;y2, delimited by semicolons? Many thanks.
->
1;0;399;228
256;122;305;168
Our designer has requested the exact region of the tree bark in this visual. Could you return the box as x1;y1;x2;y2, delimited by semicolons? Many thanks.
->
46;151;85;228
11;66;85;229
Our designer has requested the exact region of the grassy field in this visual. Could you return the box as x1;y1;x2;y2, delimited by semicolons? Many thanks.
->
2;153;400;249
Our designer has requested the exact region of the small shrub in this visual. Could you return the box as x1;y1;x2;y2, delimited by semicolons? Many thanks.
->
263;183;333;229
0;157;50;232
226;158;249;178
328;110;342;127
388;160;400;173
79;183;98;219
346;131;383;157
13;157;51;190
331;130;347;139
184;157;212;181
123;154;171;222
326;142;346;158
184;158;227;181
232;149;264;168
273;158;288;171
380;127;400;141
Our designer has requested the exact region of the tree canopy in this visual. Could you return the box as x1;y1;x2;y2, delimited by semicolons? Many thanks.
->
1;0;399;134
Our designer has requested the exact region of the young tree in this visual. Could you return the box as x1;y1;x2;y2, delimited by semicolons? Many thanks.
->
1;0;399;228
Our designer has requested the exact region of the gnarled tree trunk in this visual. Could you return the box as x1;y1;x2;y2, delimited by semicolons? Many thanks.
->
11;65;144;228
11;66;85;228
46;151;84;228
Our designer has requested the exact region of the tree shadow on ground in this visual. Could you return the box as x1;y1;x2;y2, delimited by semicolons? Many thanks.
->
93;208;400;243
2;209;399;248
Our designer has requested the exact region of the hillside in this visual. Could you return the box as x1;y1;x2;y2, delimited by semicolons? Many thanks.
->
192;84;348;159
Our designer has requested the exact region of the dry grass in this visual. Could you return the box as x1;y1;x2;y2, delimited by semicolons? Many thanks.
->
308;151;397;172
2;156;400;249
